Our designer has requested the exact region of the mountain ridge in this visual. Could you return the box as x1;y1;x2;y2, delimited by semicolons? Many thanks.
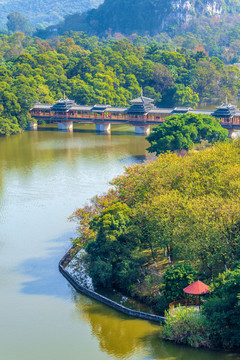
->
0;0;103;29
54;0;240;36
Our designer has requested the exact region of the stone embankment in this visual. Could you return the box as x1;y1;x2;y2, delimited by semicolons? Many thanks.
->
59;247;165;324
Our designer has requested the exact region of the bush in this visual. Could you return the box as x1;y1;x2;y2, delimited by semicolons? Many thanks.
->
155;295;169;315
113;259;143;290
89;257;112;288
162;263;197;302
162;307;211;348
0;116;21;135
202;268;240;349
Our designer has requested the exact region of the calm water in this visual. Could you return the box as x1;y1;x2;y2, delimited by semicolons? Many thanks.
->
0;126;239;360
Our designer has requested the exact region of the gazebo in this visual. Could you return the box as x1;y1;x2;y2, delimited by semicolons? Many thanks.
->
183;280;210;307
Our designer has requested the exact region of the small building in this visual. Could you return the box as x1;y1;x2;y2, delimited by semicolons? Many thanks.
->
183;280;210;307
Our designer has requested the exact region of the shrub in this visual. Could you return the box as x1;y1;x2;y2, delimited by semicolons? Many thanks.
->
203;268;240;349
155;295;169;315
89;257;112;288
162;307;211;348
162;263;197;302
113;259;143;290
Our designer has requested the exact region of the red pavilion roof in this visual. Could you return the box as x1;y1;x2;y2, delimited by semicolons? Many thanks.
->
183;280;210;295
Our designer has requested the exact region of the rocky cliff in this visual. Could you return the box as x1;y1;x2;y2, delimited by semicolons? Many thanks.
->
57;0;240;35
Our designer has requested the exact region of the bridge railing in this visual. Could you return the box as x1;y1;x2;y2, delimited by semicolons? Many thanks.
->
30;112;165;123
30;109;183;124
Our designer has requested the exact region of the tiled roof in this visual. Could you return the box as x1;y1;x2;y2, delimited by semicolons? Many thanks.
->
183;280;210;295
130;96;154;104
51;98;76;112
31;98;240;119
212;104;237;118
71;106;92;111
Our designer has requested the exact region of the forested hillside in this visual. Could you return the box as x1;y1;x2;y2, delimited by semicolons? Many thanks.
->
0;0;102;30
54;0;240;35
1;32;240;135
34;0;240;63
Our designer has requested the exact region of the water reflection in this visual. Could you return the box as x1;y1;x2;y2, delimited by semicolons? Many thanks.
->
73;294;240;360
120;155;147;166
0;129;148;175
38;123;136;136
73;293;159;359
17;232;74;299
142;332;240;360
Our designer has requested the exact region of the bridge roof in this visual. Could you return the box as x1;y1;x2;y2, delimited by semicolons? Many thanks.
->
33;103;52;109
107;107;128;112
31;99;240;119
172;107;192;114
130;96;154;104
212;103;237;118
71;106;92;111
91;104;111;112
127;96;155;114
51;98;76;112
191;110;213;115
149;109;173;114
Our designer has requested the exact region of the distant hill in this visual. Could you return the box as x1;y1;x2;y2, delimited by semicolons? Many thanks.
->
0;0;103;30
51;0;240;36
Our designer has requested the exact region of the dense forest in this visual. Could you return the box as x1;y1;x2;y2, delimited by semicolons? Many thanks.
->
46;14;240;63
2;0;240;64
28;0;240;65
1;31;240;135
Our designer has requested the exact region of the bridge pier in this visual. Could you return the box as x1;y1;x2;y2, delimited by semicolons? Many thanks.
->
95;123;111;133
233;130;240;139
228;129;240;139
58;122;73;131
135;125;151;135
28;122;38;131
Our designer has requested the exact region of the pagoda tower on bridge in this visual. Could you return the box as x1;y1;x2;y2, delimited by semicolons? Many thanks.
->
127;96;155;115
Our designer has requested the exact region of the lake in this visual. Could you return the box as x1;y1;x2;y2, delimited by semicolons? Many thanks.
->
0;125;239;360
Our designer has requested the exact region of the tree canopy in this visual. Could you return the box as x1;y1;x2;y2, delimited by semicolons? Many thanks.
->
7;12;32;35
71;141;240;288
0;32;240;135
203;267;240;349
146;113;228;155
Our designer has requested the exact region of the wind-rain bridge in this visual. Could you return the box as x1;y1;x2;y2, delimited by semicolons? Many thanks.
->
30;96;240;136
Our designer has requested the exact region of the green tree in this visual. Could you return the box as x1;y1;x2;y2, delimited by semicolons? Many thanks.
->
162;263;197;303
146;113;228;155
7;12;32;35
172;84;199;107
151;63;174;94
0;116;20;135
89;257;113;288
86;202;147;289
203;268;240;349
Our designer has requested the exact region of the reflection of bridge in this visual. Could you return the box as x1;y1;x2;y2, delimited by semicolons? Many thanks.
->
30;96;240;136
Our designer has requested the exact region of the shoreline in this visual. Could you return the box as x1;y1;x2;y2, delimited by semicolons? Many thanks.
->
59;246;165;324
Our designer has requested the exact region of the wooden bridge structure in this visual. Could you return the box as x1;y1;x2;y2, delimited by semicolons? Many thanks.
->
29;96;240;136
